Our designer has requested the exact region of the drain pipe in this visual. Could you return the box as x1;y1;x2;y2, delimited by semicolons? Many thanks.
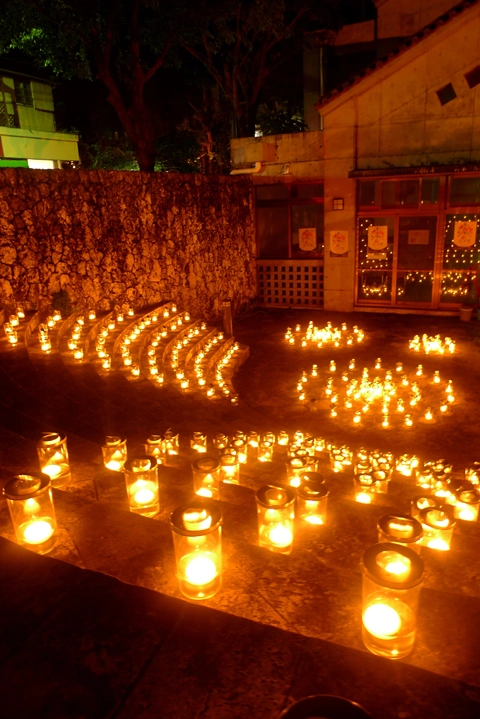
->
230;162;263;175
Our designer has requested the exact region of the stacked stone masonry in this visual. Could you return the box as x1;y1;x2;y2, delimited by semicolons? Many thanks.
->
0;169;256;320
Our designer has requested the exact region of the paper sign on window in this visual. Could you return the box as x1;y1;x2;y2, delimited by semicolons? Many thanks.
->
408;230;430;245
368;225;388;250
454;220;477;248
299;227;317;251
330;230;348;256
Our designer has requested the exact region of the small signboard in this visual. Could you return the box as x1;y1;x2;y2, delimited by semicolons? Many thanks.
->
330;230;348;257
408;230;430;245
299;227;317;251
368;225;388;250
454;220;477;247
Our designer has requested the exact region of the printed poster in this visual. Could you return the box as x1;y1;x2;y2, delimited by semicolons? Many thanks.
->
299;227;317;251
330;230;348;257
454;220;477;248
408;230;430;245
368;225;388;250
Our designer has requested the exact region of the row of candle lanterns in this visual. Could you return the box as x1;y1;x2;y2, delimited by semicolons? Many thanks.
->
3;428;479;659
285;322;365;347
297;359;455;426
3;306;25;345
409;334;456;354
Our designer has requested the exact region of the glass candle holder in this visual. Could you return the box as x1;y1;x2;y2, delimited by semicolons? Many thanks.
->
285;456;308;488
410;494;442;519
247;430;259;455
419;505;456;551
219;451;240;484
170;503;222;600
396;454;419;479
465;462;480;487
3;473;57;554
144;434;163;461
416;469;435;490
213;433;228;451
263;431;276;445
361;543;424;659
278;695;372;719
258;440;274;462
354;474;377;504
377;514;423;554
102;435;127;471
255;485;295;555
297;475;328;525
454;486;480;522
230;438;247;464
124;456;159;517
192;456;221;499
36;431;71;488
277;430;289;447
191;432;207;454
372;469;389;495
163;429;179;464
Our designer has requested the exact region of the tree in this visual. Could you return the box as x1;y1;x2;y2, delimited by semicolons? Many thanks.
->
0;1;177;172
180;0;339;138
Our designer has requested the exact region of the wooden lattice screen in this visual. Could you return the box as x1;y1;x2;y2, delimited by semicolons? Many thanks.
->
256;260;324;308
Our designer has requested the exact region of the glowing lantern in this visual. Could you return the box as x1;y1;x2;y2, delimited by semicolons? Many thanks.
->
102;435;127;471
419;506;455;551
255;485;295;555
191;432;207;454
361;543;424;659
354;474;376;504
297;474;328;526
219;452;240;484
170;504;222;600
377;514;422;554
192;456;221;499
144;434;163;460
3;473;57;554
124;456;159;517
454;487;480;522
285;456;308;488
36;432;71;488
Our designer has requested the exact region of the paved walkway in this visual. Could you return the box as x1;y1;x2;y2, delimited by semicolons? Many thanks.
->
1;307;480;718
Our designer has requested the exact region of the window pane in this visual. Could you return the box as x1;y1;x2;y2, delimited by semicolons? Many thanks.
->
441;213;480;303
257;206;289;258
450;177;480;206
396;272;434;303
359;180;379;207
421;179;439;205
397;217;436;271
381;180;419;208
255;185;289;201
291;183;324;198
358;217;394;302
291;204;323;257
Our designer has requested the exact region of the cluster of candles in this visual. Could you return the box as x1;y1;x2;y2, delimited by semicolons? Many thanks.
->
297;359;455;426
37;309;62;353
97;306;134;369
3;306;25;345
118;306;172;378
3;427;479;659
285;322;365;348
67;313;95;360
409;334;456;354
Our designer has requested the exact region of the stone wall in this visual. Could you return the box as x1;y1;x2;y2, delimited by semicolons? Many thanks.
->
0;169;255;320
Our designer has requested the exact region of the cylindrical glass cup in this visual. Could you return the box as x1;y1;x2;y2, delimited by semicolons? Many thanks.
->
124;456;159;517
455;486;480;522
465;462;480;487
36;431;71;488
377;514;423;554
3;473;57;554
102;435;127;471
255;485;295;555
192;456;221;499
247;431;259;458
170;503;222;600
219;451;240;484
258;440;274;462
354;474;377;504
277;430;289;447
410;494;442;518
144;434;163;461
230;438;247;464
191;432;207;453
419;505;456;551
213;432;228;451
285;456;308;488
361;542;424;659
297;474;328;526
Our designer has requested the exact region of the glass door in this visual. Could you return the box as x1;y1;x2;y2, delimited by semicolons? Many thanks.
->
395;216;437;305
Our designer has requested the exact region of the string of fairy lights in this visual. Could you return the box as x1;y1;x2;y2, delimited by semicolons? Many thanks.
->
358;215;480;302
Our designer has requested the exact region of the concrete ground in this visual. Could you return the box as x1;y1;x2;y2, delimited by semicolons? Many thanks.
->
1;307;480;719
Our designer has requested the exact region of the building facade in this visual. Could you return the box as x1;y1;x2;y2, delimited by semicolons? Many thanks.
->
231;0;480;315
0;70;79;169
